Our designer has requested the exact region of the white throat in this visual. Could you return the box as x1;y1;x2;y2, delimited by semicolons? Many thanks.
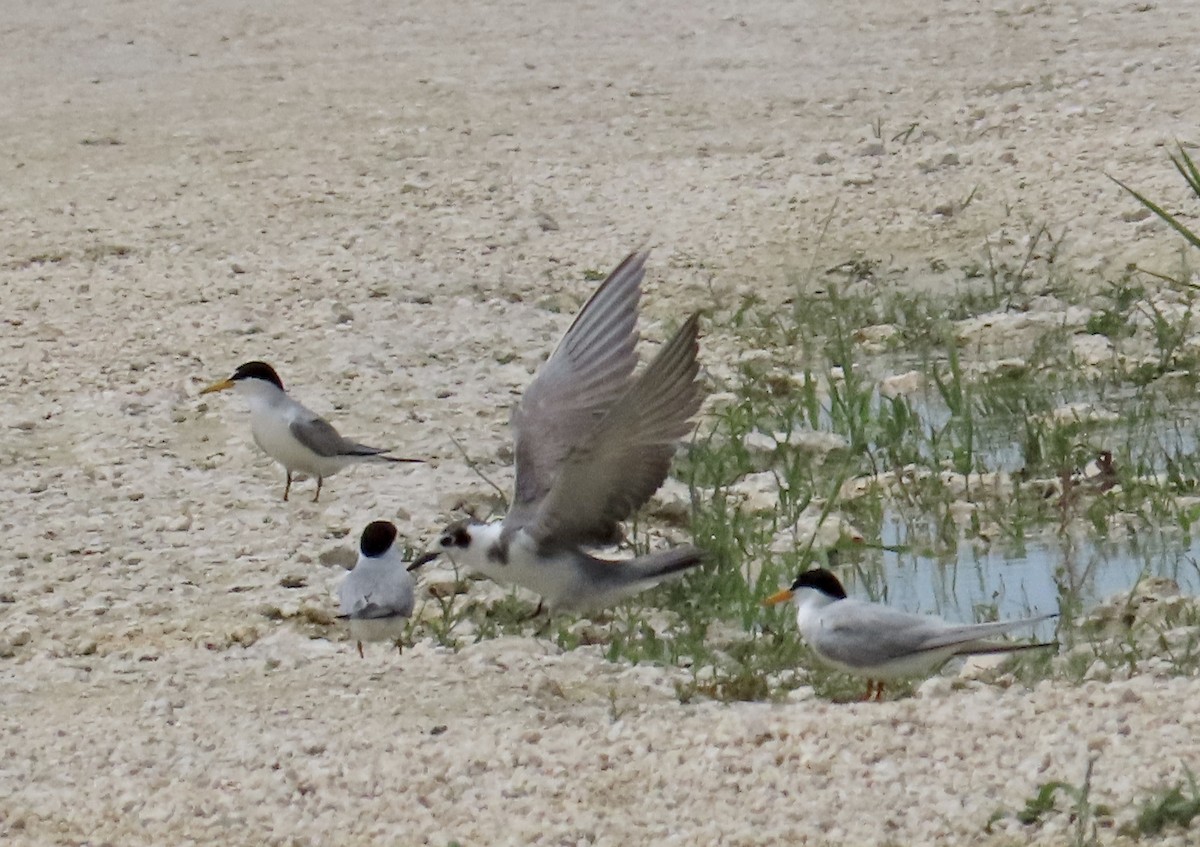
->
449;522;582;609
793;588;839;630
449;522;506;573
234;378;287;410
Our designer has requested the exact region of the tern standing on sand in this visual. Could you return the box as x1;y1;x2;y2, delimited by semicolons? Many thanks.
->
765;569;1057;700
199;361;423;502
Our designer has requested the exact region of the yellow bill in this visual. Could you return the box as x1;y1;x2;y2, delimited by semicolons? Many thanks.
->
199;378;235;395
762;588;794;607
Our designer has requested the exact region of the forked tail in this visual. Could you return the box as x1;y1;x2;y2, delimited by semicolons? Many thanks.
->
957;640;1058;657
343;440;425;463
574;544;707;612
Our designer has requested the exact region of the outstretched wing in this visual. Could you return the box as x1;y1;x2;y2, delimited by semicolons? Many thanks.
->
510;252;646;510
520;313;703;549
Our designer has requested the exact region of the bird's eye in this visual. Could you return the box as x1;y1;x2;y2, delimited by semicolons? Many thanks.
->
439;536;452;548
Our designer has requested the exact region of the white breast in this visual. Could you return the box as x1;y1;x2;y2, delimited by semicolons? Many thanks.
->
348;616;408;645
245;395;348;477
453;524;583;611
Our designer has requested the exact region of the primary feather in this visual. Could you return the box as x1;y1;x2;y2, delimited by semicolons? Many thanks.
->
511;251;646;509
523;312;702;550
814;600;1055;670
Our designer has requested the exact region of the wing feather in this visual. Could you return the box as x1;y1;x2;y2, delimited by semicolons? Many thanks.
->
916;614;1055;652
814;602;944;668
338;565;414;619
290;415;386;458
815;603;1052;668
511;252;646;506
290;416;351;458
521;312;703;549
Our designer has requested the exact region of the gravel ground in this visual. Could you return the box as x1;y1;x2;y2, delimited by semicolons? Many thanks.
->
3;1;1199;844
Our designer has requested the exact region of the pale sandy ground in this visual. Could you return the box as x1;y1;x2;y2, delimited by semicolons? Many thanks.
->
3;1;1200;844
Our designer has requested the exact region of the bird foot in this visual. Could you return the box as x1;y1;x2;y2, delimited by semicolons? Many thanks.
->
521;598;546;623
861;681;886;702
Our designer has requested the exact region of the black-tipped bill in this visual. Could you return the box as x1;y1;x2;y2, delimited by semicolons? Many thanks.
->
407;550;441;572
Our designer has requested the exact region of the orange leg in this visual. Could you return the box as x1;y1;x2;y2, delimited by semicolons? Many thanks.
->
312;476;323;503
522;598;546;623
283;471;293;501
861;680;886;701
356;640;364;659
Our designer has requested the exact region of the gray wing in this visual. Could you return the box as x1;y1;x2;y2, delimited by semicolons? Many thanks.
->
291;415;387;459
519;313;703;549
338;565;414;619
916;613;1057;652
816;602;1050;668
510;252;646;510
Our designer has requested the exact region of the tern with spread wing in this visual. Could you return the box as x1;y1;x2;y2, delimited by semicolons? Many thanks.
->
764;569;1057;701
200;361;423;502
416;252;706;613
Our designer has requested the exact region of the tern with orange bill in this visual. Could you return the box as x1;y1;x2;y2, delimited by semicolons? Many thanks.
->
764;569;1057;701
199;361;423;502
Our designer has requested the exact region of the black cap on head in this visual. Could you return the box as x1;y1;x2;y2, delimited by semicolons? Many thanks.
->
790;568;848;600
360;520;398;558
230;361;284;390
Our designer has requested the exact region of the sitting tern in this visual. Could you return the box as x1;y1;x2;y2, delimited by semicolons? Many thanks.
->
765;569;1057;701
338;520;424;657
415;251;706;613
199;361;423;502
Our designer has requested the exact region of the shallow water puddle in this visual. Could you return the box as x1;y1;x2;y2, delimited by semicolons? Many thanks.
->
856;516;1200;639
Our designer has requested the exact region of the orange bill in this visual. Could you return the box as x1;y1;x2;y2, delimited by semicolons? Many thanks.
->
762;588;794;607
199;378;235;395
